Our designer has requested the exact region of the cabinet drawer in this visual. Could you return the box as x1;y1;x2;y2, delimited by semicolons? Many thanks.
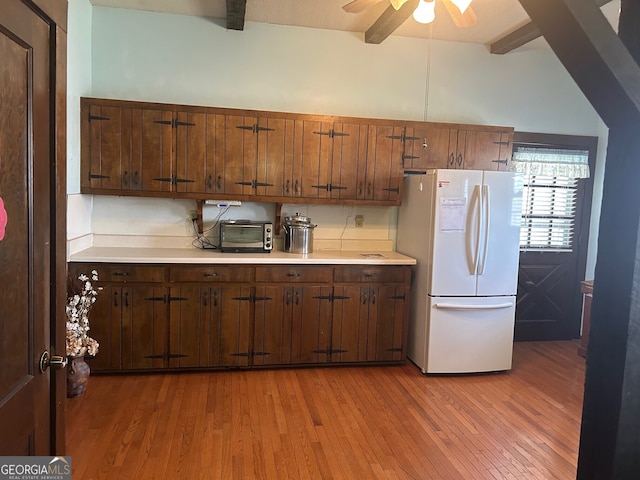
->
255;266;333;283
71;263;166;283
334;266;409;284
169;265;253;282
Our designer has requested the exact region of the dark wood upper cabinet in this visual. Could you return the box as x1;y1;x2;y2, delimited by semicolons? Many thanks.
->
80;97;514;205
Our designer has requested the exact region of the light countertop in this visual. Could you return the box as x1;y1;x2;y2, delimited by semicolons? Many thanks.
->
69;246;417;265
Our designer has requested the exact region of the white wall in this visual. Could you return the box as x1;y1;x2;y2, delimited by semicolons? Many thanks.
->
66;0;93;256
66;6;607;274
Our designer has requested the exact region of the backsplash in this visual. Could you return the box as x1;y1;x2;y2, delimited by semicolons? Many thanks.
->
68;195;398;256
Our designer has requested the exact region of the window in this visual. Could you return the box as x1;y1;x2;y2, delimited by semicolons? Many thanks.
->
511;146;590;252
520;175;578;251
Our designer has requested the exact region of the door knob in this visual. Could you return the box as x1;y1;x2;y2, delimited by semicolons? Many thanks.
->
39;351;68;373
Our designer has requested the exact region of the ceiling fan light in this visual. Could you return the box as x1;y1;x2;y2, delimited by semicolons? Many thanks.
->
390;0;409;10
413;0;436;24
451;0;472;14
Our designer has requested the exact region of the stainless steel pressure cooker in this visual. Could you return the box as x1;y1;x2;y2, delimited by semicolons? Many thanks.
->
282;213;316;254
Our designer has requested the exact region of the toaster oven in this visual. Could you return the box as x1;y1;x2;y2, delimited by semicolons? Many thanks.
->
219;220;273;253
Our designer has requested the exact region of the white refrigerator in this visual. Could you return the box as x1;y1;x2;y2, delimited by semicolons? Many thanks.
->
397;169;523;374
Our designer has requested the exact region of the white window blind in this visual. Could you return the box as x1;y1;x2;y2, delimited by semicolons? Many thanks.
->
520;175;578;252
512;146;588;252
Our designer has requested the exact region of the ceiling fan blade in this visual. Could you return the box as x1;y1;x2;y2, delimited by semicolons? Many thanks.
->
365;0;419;44
342;0;383;13
441;0;478;28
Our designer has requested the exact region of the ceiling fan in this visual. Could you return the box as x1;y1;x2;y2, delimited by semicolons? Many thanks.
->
343;0;478;43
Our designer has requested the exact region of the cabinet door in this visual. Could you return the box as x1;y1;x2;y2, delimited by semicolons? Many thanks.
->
404;124;451;171
448;129;466;169
253;285;292;366
298;120;332;199
256;117;292;197
215;286;253;367
330;286;368;363
365;125;404;203
167;285;208;368
137;108;174;192
329;122;366;200
460;130;513;171
367;285;407;362
174;111;206;193
81;104;130;191
496;130;514;171
291;286;333;364
121;285;169;369
204;113;226;195
222;115;258;195
85;285;124;372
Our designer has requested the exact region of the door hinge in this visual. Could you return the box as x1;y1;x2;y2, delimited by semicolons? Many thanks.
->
493;141;510;146
88;114;110;121
144;296;167;302
168;296;188;303
230;352;251;357
167;353;188;359
252;351;270;357
492;159;508;165
88;173;110;180
382;186;400;193
389;294;406;300
386;347;403;353
144;353;167;360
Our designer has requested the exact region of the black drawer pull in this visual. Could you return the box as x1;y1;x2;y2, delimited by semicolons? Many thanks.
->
286;272;301;277
113;272;130;277
204;272;218;277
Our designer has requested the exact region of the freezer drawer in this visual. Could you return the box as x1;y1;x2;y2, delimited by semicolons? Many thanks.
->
422;295;515;374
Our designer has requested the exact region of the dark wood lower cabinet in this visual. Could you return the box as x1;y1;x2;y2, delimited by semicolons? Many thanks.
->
69;262;410;373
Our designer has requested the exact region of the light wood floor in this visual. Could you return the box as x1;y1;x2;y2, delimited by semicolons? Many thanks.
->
66;341;585;479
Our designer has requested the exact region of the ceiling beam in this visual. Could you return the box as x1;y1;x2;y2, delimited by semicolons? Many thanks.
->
490;0;613;54
226;0;247;31
365;0;419;45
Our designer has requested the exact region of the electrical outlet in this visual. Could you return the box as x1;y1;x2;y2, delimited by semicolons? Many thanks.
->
355;215;364;228
189;210;198;220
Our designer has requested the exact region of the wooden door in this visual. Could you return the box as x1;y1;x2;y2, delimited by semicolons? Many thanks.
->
120;286;168;369
329;122;364;200
461;130;503;171
0;0;62;455
404;124;451;171
253;286;293;365
216;286;252;367
168;285;205;368
138;109;174;192
204;113;226;195
448;129;467;169
330;286;368;363
174;111;206;193
223;115;258;196
298;120;332;199
365;125;404;202
86;285;126;371
290;286;333;364
256;117;290;197
368;286;407;361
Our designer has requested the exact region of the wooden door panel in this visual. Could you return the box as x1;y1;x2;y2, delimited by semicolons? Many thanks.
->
175;111;206;193
204;114;224;194
298;120;324;198
139;109;173;192
223;115;253;196
282;119;300;198
515;258;582;341
121;286;168;369
256;117;288;197
86;286;121;371
218;286;252;366
463;130;502;171
291;286;333;363
0;0;54;454
253;286;292;365
369;286;406;361
331;286;367;363
169;285;203;368
330;122;363;200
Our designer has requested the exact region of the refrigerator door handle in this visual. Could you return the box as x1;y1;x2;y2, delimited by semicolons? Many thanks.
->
466;185;482;275
478;184;490;275
434;302;513;310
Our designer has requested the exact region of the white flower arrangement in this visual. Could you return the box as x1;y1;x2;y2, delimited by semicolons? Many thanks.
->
66;270;101;357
